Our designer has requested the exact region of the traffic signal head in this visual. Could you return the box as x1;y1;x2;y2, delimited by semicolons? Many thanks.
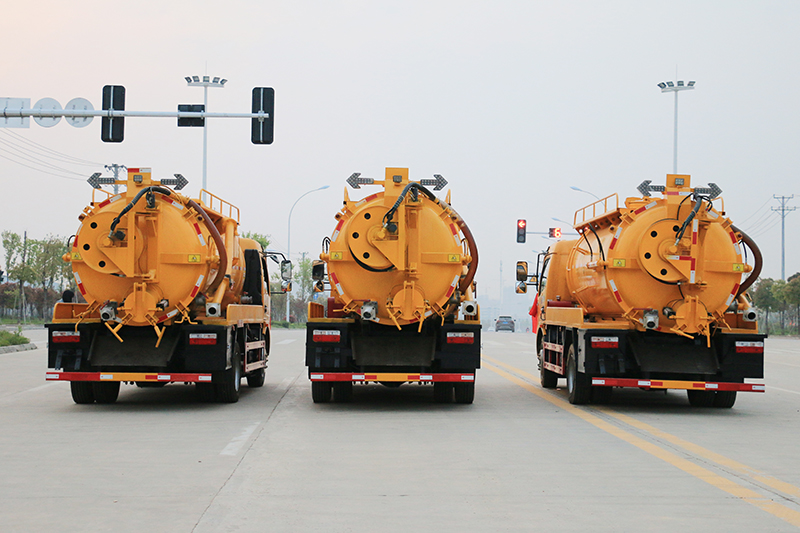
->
548;227;562;239
517;219;527;243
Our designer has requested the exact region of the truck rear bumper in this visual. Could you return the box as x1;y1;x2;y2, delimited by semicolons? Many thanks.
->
46;371;213;383
591;377;764;392
309;372;475;383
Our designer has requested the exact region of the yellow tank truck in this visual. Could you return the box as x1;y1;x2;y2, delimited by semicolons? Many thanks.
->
305;168;481;403
517;175;765;407
46;168;289;404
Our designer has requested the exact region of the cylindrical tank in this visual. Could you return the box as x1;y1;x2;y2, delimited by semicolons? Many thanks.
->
322;168;478;327
556;174;761;336
68;167;246;328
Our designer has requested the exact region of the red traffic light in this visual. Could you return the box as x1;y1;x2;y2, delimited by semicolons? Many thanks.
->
517;219;527;243
548;227;562;238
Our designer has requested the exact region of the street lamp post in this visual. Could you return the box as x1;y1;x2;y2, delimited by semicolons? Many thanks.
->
569;186;600;200
185;75;227;195
286;185;330;322
657;80;695;173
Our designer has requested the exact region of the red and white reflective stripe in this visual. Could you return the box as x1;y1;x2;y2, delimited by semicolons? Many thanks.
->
331;219;344;242
609;226;623;250
692;219;698;245
74;272;86;295
447;332;474;344
330;272;344;297
309;372;475;382
591;377;765;392
193;222;206;246
725;283;740;307
591;336;619;348
355;193;379;207
189;333;217;345
735;341;764;353
543;341;563;353
633;201;658;215
45;372;213;383
74;224;82;245
162;195;185;210
666;255;696;283
313;329;341;343
729;230;742;256
450;223;460;245
52;331;80;343
157;309;179;323
190;274;205;298
96;194;121;209
445;274;459;298
609;279;622;303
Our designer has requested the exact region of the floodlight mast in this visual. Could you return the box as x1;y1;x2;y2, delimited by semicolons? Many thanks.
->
658;80;695;173
185;76;227;195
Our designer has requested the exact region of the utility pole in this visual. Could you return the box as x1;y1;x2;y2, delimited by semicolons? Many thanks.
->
772;195;796;280
104;164;126;194
18;231;27;324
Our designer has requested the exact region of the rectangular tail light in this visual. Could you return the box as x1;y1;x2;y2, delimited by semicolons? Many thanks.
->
591;336;619;349
735;341;764;353
52;331;80;343
313;330;341;343
447;332;474;344
189;333;217;345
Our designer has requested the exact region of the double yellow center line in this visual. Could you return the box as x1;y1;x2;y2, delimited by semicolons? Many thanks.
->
483;355;800;528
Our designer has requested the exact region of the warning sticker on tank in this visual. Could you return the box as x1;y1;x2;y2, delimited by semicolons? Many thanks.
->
188;254;201;263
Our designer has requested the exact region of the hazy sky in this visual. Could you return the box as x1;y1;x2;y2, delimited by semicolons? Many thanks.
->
2;0;798;308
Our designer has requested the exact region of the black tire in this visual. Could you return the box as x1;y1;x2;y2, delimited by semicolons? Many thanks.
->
246;367;266;388
591;385;613;404
92;382;120;404
70;382;95;404
434;382;454;403
196;383;216;402
333;381;354;402
216;350;242;403
311;381;332;403
687;389;716;407
566;345;591;405
713;390;737;408
540;350;558;389
454;382;475;404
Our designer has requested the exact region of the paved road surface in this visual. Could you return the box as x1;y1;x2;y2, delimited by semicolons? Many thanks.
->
1;328;799;532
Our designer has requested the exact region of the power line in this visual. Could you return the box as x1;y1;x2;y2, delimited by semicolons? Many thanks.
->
0;151;85;181
0;130;102;166
737;196;773;225
772;195;796;281
0;140;87;177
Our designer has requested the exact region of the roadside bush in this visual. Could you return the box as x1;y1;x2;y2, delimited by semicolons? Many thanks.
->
0;329;30;347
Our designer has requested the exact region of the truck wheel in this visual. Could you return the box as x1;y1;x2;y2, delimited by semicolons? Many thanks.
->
333;381;353;402
434;382;454;403
93;382;120;404
454;382;475;404
540;350;558;389
71;382;95;404
591;385;613;404
196;383;216;402
687;390;715;407
216;351;241;403
713;391;737;408
246;368;266;388
566;346;591;405
311;382;332;403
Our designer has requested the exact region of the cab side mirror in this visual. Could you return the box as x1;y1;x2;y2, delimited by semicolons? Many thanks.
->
280;260;292;281
516;261;528;282
311;260;325;281
516;281;527;294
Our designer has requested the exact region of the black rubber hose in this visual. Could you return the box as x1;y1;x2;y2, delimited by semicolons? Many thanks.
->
732;225;762;297
383;182;437;226
108;186;172;238
187;199;228;297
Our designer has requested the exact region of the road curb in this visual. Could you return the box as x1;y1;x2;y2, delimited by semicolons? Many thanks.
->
0;343;39;354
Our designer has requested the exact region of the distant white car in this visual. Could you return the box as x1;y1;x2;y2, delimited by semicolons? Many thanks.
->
495;316;515;332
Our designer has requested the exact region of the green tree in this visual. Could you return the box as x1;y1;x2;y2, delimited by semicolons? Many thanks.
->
242;231;271;250
752;278;779;335
785;274;800;335
771;279;788;333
